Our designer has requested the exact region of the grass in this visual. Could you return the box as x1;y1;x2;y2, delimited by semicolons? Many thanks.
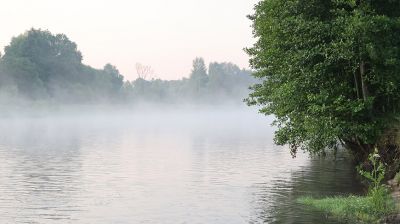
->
298;149;398;223
298;187;396;223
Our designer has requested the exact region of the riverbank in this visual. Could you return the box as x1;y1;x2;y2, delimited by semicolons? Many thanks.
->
299;179;400;223
298;149;400;223
298;192;395;223
385;179;400;223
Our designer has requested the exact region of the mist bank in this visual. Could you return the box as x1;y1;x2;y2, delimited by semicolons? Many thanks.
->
0;100;266;120
0;104;273;141
0;29;255;107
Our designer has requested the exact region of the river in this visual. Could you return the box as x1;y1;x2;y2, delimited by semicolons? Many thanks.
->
0;107;364;223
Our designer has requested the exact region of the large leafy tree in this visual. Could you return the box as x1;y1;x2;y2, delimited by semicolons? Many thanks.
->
246;0;400;159
0;29;125;102
1;28;83;99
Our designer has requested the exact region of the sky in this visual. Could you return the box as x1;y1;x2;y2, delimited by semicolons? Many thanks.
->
0;0;258;80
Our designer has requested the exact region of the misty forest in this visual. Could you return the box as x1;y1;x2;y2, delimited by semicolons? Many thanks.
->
2;0;400;224
0;29;254;105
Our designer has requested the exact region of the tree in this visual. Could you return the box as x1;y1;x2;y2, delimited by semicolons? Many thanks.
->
122;58;253;104
246;0;400;161
135;63;154;80
1;28;83;99
103;63;124;95
208;62;254;100
0;29;126;103
188;57;208;98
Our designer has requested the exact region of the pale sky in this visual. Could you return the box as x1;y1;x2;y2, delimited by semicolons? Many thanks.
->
0;0;258;80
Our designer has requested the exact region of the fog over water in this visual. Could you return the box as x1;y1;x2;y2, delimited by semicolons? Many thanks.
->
0;105;363;223
0;1;371;222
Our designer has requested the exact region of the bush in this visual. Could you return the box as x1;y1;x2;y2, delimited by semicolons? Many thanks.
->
357;148;385;192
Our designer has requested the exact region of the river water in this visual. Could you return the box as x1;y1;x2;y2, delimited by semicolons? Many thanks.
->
0;107;364;223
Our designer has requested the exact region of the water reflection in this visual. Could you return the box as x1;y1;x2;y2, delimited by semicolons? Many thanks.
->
0;110;363;223
252;152;365;223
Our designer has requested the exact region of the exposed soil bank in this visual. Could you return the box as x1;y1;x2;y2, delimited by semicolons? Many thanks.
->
385;180;400;223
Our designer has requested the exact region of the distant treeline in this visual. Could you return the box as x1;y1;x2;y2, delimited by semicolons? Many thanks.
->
0;29;254;105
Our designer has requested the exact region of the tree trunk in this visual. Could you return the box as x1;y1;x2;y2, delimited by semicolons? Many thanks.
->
354;70;360;99
360;61;368;101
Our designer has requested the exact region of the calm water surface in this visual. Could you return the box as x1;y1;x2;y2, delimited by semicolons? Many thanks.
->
0;108;364;223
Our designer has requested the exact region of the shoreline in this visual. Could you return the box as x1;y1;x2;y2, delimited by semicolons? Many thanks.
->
386;180;400;223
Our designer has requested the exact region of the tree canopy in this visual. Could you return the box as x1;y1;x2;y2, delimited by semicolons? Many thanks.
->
124;58;254;104
0;29;125;102
0;29;253;105
246;0;400;158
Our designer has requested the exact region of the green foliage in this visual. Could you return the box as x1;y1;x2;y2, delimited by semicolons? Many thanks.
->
357;148;393;214
188;57;208;96
298;194;395;223
246;0;400;155
0;29;253;105
0;28;124;102
124;59;254;104
357;148;386;192
299;150;395;223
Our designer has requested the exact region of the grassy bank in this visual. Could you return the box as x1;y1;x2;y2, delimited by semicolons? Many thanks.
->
298;149;397;223
298;190;395;223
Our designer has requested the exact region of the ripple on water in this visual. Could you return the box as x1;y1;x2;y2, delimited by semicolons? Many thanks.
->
0;113;363;223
